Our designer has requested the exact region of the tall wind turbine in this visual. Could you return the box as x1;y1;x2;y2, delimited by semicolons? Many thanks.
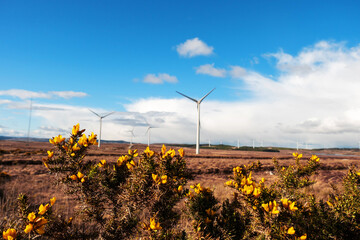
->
145;126;152;146
176;88;215;154
89;109;115;148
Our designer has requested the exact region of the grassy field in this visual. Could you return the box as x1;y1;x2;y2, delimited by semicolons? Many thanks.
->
1;140;359;218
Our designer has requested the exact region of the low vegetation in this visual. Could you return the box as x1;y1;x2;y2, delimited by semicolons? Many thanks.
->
1;124;360;239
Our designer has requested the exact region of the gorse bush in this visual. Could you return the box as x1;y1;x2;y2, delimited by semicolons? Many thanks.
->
1;124;360;239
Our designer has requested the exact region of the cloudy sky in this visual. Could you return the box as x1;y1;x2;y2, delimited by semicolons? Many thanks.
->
1;0;360;148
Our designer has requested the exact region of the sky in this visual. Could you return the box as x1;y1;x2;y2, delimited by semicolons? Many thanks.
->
1;0;360;148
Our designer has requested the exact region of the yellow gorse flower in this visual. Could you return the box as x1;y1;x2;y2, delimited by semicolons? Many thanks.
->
292;152;303;159
144;146;154;157
126;160;136;170
262;200;279;214
300;234;307;239
117;155;129;166
128;149;139;157
3;228;17;240
287;226;295;235
72;123;80;135
38;203;49;215
78;134;88;147
28;212;36;222
50;197;56;206
161;144;166;155
24;223;33;234
47;151;54;158
49;135;65;145
149;217;162;231
98;160;107;168
253;187;261;198
88;132;97;145
226;180;233;186
77;172;84;179
281;198;298;211
178;148;184;157
310;154;320;162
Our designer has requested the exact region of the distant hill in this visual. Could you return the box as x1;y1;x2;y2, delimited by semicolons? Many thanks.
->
0;135;128;144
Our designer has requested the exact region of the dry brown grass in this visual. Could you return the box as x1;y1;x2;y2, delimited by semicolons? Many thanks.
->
1;140;359;216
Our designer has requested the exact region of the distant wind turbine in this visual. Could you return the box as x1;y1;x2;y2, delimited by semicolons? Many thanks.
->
89;109;115;148
176;88;215;154
128;128;135;148
145;125;155;146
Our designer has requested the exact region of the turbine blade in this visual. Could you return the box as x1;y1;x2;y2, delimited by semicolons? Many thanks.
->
199;88;215;103
176;91;198;102
89;109;101;118
102;111;115;118
145;127;150;135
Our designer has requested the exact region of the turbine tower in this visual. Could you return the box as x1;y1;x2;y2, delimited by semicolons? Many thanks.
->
176;88;215;154
89;109;115;148
145;126;152;146
128;128;135;148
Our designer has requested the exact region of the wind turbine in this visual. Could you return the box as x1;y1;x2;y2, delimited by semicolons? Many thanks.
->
89;109;115;148
128;128;135;148
145;125;156;146
176;88;215;154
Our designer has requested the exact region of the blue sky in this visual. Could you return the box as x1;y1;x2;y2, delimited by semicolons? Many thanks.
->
1;0;360;148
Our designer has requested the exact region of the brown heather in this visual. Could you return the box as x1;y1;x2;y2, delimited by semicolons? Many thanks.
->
1;126;360;239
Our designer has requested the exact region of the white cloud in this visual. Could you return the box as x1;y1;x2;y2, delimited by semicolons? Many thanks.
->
0;89;88;99
143;73;178;84
195;63;226;77
176;38;214;57
3;41;360;148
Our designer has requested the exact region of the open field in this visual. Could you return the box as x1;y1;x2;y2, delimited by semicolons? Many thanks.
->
1;140;360;217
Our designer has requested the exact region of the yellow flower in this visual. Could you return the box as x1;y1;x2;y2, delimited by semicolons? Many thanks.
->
310;155;320;162
177;185;183;192
293;152;303;159
152;174;159;183
128;149;139;157
149;218;162;231
126;160;136;170
3;228;17;240
78;134;88;147
144;146;154;157
300;234;307;240
98;160;107;168
81;177;86;183
28;212;36;222
47;151;54;158
72;123;80;135
161;144;166;155
287;227;295;235
43;161;50;169
262;200;279;214
49;135;65;145
38;203;49;215
253;187;261;198
117;155;129;166
72;143;80;151
281;198;289;209
88;132;97;145
225;180;233;186
178;148;184;157
161;175;167;184
70;175;78;180
50;197;56;206
243;184;254;195
77;172;84;179
24;223;33;234
289;201;298;211
326;201;334;207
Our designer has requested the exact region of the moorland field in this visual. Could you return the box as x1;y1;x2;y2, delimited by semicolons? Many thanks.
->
1;140;359;218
